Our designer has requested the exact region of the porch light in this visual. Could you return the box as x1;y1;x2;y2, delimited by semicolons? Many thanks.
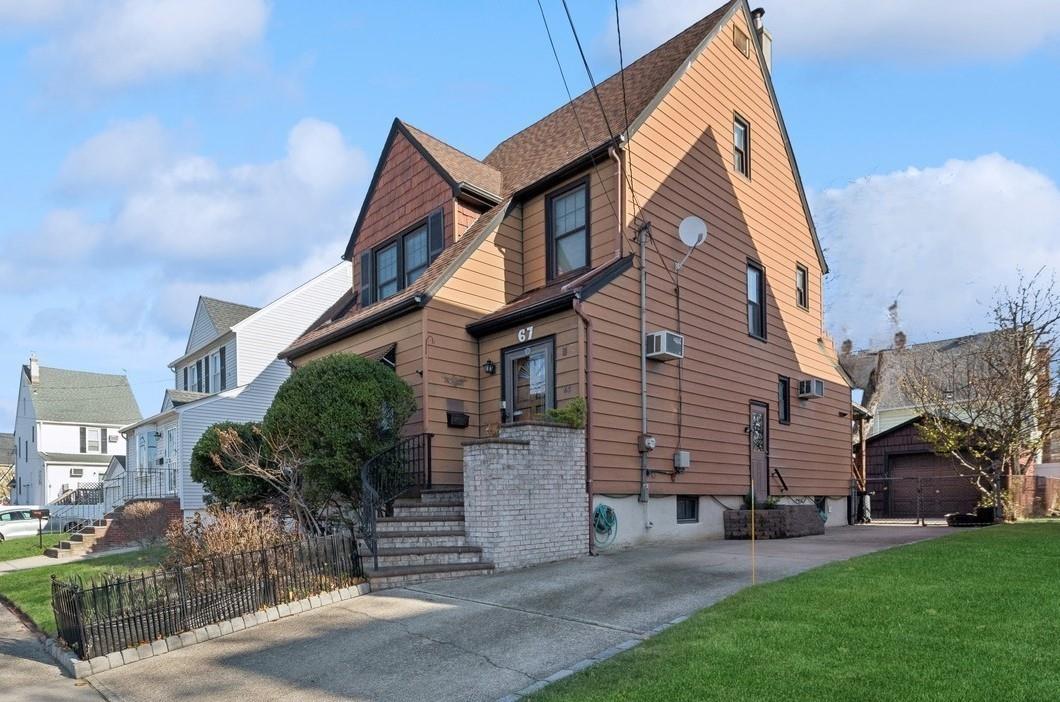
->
482;359;496;375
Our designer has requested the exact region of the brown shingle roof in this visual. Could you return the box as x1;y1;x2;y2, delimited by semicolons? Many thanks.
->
484;1;736;194
401;121;503;198
282;200;512;359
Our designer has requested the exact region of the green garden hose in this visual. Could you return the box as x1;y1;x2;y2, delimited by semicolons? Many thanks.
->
593;504;618;547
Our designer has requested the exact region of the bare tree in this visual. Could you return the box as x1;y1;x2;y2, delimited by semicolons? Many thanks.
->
210;426;326;535
901;270;1060;518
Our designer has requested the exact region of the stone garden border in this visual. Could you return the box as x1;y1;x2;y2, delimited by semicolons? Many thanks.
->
44;582;371;679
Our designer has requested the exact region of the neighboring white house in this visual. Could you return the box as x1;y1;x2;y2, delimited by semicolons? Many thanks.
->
12;357;142;505
122;262;352;518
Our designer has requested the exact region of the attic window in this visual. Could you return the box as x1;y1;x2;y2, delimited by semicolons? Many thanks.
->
360;210;444;306
733;25;750;57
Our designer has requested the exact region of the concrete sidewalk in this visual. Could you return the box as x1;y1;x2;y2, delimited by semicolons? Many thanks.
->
85;525;953;702
0;605;103;702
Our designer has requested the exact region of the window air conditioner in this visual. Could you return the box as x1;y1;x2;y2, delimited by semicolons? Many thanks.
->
798;378;825;399
645;331;684;361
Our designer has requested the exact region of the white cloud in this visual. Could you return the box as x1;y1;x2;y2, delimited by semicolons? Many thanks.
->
815;154;1060;348
21;0;268;90
58;117;172;192
0;0;74;26
612;0;1060;62
110;118;365;270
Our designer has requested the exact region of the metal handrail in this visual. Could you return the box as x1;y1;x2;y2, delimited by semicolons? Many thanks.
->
359;433;433;569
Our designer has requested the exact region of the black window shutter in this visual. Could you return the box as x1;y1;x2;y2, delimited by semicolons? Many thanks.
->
219;347;227;390
428;210;444;263
183;367;188;391
101;427;108;454
204;358;210;393
196;359;203;392
359;251;374;306
79;427;86;453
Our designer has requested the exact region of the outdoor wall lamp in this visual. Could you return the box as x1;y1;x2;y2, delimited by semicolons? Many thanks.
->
482;359;496;375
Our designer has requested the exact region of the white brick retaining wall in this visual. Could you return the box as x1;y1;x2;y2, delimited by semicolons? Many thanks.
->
462;422;588;570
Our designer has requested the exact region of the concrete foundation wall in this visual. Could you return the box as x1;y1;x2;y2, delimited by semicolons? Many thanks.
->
462;423;588;570
594;494;848;548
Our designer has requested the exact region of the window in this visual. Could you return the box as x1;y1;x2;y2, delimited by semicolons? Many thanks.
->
733;25;750;56
210;351;221;392
778;376;791;424
796;264;809;310
677;495;699;523
85;427;101;453
403;224;429;286
747;261;766;339
138;436;147;470
733;115;750;177
547;180;589;279
188;363;198;393
361;211;443;305
69;468;83;478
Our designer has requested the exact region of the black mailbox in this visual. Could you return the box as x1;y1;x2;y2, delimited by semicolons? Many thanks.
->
30;509;50;519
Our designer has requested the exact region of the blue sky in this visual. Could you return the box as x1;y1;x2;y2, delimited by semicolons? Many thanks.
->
2;0;1060;429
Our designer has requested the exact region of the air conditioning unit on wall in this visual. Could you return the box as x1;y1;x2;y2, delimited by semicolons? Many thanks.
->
646;331;684;361
798;378;825;399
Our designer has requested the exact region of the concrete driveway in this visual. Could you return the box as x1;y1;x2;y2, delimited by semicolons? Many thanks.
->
88;525;953;702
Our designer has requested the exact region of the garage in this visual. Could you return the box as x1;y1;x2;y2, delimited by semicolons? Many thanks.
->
861;418;984;520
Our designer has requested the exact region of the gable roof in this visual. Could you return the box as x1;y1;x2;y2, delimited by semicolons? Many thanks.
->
201;297;259;337
285;200;512;359
484;1;736;196
163;389;208;411
23;366;142;425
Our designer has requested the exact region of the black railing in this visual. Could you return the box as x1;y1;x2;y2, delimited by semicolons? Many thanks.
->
53;482;104;506
52;533;362;659
359;433;433;568
116;467;178;502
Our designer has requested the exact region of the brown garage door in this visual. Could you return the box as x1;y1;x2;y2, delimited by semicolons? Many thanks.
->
887;453;981;517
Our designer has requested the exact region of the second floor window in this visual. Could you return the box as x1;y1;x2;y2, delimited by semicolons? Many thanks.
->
84;427;100;453
210;351;222;392
361;211;443;306
747;261;766;339
733;115;750;177
547;180;589;279
796;264;809;310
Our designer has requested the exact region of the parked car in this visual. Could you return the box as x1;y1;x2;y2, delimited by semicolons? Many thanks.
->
0;506;47;541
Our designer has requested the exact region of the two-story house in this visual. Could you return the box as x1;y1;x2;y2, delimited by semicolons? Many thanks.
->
121;262;351;519
12;356;141;505
281;0;850;547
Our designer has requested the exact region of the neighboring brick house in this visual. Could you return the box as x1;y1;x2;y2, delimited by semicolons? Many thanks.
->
282;0;851;560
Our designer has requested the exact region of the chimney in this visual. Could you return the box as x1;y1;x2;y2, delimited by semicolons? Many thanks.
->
29;354;39;384
751;7;772;72
840;339;853;356
893;331;907;351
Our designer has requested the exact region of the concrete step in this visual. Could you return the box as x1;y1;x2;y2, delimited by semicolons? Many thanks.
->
372;546;484;568
367;561;494;590
361;530;470;550
391;500;464;518
376;516;465;534
419;489;464;504
69;533;99;544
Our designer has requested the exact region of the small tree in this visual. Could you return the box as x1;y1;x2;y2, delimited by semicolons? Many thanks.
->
263;353;416;515
902;271;1060;518
190;422;272;505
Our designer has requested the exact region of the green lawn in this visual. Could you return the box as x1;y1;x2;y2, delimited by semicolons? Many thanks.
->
532;523;1060;702
0;547;165;636
0;533;70;562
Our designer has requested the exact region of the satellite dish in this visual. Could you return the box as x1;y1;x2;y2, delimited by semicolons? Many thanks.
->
678;216;707;248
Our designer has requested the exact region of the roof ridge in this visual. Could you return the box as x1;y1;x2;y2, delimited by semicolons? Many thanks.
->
399;120;495;172
200;295;259;310
486;0;736;158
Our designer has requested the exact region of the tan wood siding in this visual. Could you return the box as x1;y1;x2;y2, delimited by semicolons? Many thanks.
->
291;312;425;437
585;9;849;498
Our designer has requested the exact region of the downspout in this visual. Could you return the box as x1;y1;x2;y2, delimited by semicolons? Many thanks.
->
610;142;624;258
573;297;596;556
638;221;650;503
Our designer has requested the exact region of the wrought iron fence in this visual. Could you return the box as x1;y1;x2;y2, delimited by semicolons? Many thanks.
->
51;533;362;659
359;433;433;568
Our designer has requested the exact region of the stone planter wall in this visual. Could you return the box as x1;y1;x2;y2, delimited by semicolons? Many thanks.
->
723;504;825;540
462;422;587;570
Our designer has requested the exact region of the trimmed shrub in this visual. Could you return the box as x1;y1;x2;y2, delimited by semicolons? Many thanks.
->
546;397;587;429
190;421;272;505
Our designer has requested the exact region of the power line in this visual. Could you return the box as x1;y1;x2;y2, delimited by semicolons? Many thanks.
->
534;0;620;233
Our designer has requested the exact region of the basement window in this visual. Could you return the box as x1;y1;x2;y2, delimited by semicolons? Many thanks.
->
677;495;699;523
733;25;750;57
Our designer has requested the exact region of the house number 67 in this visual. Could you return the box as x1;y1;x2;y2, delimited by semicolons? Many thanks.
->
517;326;534;343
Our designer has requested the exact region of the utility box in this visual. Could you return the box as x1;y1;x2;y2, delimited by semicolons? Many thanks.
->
673;450;691;472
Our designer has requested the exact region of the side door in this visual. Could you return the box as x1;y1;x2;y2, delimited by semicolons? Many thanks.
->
749;402;770;503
